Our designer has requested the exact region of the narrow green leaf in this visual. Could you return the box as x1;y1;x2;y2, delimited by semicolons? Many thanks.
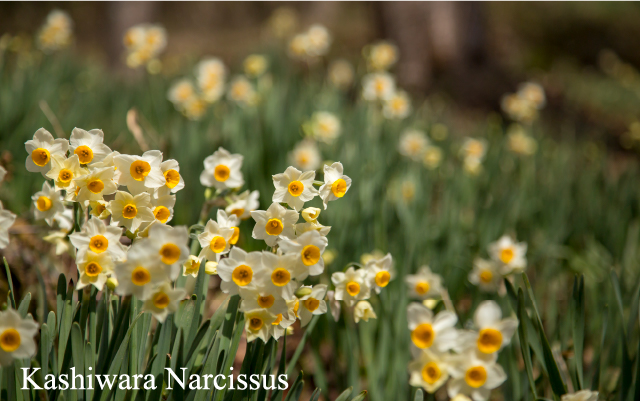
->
3;257;16;309
71;323;85;401
286;315;320;376
413;389;424;401
591;305;608;391
335;387;353;401
17;293;31;318
517;289;537;398
146;314;174;401
283;372;303;401
351;391;368;401
571;275;585;389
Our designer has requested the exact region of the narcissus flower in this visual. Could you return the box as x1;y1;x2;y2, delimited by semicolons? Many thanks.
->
183;255;204;278
0;202;16;249
37;9;73;53
25;128;69;175
460;138;487;162
168;79;196;105
328;59;354;89
123;24;167;69
107;190;155;232
239;287;288;317
366;41;399;71
399;130;429;161
279;230;328;277
408;348;451;393
518;82;546;110
244;54;269;78
488;235;527;274
354;300;377;323
466;301;518;355
142;282;186;323
114;245;170;299
319;162;351;210
70;128;112;166
76;251;114;291
149;187;176;224
272;166;318;211
251;202;298;247
69;217;127;262
332;267;371;306
309;112;341;144
405;266;443;299
289;140;321;171
32;182;65;225
423;146;443;170
364;252;394;294
306;25;331;57
560;391;599;401
226;189;260;220
160;159;185;193
447;349;506;401
217;209;241;245
114;151;166;193
200;147;244;190
383;91;412;119
407;302;458;352
244;308;277;343
74;167;118;204
197;219;235;261
255;251;303;299
295;219;331;237
362;72;396;101
196;58;227;103
217;248;263;295
468;258;501;293
298;284;328;326
228;76;257;106
45;155;87;191
0;309;38;368
147;223;190;280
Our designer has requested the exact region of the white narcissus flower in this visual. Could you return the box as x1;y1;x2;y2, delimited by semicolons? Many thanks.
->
25;128;69;175
76;251;114;291
244;54;269;78
150;187;176;224
183;255;203;278
399;129;429;161
69;217;127;262
239;287;289;319
309;112;341;144
319;162;351;210
197;58;227;103
294;220;331;237
354;300;377;323
383;91;412;119
0;309;39;368
306;24;331;57
142;282;186;323
244;308;277;343
114;243;169;299
0;202;17;250
107;191;155;232
114;151;166;193
74;167;118;204
332;267;371;306
289;140;321;172
408;348;451;393
407;302;458;352
362;72;396;101
367;41;399;71
271;299;298;340
255;251;302;299
488;235;527;275
225;189;260;220
364;252;394;294
168;79;196;105
227;76;257;106
91;151;122;182
447;349;506;401
251;202;298;247
197;219;235;261
405;266;444;299
147;223;190;280
159;159;185;193
200;147;244;190
69;128;112;166
423;146;443;170
217;248;263;295
37;9;73;53
32;182;65;226
279;230;328;278
460;138;487;162
560;390;599;401
272;166;318;211
328;60;354;90
217;209;240;245
468;301;518;355
89;200;110;219
298;284;328;327
45;155;87;192
468;258;502;293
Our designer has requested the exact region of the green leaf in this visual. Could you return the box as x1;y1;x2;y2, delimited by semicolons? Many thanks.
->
517;289;538;399
335;387;353;401
611;271;632;400
3;257;16;309
17;293;31;318
71;323;85;401
283;372;303;401
146;314;174;401
413;389;423;401
571;275;585;389
286;315;320;376
351;391;368;401
591;305;608;391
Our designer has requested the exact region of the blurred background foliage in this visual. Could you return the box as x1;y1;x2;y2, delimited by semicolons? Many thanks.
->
2;2;640;400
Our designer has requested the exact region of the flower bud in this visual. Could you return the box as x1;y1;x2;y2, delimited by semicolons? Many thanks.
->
106;277;119;291
205;261;218;275
301;207;321;222
354;301;377;323
295;286;312;298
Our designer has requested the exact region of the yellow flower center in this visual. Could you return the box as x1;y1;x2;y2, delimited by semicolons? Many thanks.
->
89;235;109;253
131;267;151;286
31;148;51;167
346;281;360;296
0;328;21;352
230;208;244;218
93;203;106;215
293;300;300;317
123;204;137;219
271;268;291;287
87;179;104;194
209;236;227;253
500;248;515;264
479;270;493;284
301;245;321;266
468;142;484;157
272;314;283;326
159;243;181;265
214;165;230;182
421;362;441;384
184;259;201;275
74;145;94;164
229;227;240;245
411;323;435;349
130;160;151;181
288;180;304;197
304;298;320;312
153;292;171;309
265;218;284;236
154;206;171;223
164;169;180;188
249;317;263;331
415;281;430;295
477;328;503;354
258;295;275;308
232;264;253;286
465;366;487;388
58;169;73;184
331;178;348;198
85;261;102;277
375;271;391;287
36;196;52;211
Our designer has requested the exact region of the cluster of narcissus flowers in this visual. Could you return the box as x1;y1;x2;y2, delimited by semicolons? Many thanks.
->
468;235;528;294
460;137;488;175
288;111;342;171
25;127;188;322
123;23;167;69
288;24;331;61
501;82;546;125
36;9;73;53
